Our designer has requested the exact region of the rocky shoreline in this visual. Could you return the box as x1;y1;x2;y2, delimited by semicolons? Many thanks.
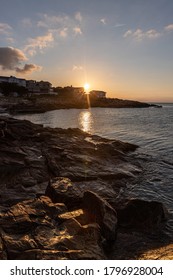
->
0;95;161;114
0;116;172;260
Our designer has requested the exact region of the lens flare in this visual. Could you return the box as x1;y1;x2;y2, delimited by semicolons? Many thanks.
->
84;83;90;92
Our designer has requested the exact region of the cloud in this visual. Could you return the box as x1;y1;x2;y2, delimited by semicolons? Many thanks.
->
0;22;12;35
37;13;84;39
0;47;41;74
75;12;82;22
145;29;161;39
123;28;161;41
24;32;54;55
100;18;106;25
6;37;15;43
37;14;69;29
21;18;32;28
59;28;68;38
16;64;42;74
73;27;82;35
123;30;132;37
0;47;27;70
73;65;83;71
165;24;173;31
114;23;126;28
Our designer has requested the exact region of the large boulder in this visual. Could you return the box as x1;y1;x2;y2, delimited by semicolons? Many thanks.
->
83;191;117;241
117;199;167;231
45;177;83;210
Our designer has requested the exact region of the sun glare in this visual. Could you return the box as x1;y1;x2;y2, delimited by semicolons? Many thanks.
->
79;111;93;133
84;83;90;92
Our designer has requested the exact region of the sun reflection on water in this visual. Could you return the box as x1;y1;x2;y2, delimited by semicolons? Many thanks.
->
79;110;94;133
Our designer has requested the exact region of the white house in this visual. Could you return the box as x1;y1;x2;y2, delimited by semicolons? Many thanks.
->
0;76;26;87
0;76;51;93
8;76;26;87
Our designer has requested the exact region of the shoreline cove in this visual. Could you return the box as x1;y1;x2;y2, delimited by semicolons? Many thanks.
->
0;116;172;260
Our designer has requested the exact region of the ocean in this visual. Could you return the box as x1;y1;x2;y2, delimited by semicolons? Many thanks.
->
7;103;173;237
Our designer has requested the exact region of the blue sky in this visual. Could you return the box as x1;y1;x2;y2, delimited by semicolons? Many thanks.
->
0;0;173;102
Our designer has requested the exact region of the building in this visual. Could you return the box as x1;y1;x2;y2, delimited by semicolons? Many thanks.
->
8;76;26;87
26;80;51;93
38;81;52;93
89;90;106;98
0;75;52;94
64;86;85;95
0;76;9;83
26;80;37;93
55;86;85;98
0;76;26;87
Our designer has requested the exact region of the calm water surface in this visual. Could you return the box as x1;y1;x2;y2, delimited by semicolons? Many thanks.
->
12;104;173;236
14;103;173;158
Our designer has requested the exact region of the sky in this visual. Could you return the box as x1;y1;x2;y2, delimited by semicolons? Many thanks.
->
0;0;173;102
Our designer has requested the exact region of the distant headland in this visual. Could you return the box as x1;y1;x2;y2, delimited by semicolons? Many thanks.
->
0;75;161;114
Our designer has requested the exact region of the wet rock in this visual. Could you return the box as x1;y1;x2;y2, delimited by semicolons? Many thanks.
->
83;191;117;241
0;196;105;259
46;177;83;210
117;199;167;231
0;196;67;234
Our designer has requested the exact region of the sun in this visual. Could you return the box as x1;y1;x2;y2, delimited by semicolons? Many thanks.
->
84;83;90;92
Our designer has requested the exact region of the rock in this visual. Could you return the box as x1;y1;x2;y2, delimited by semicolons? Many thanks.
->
0;196;105;259
0;196;67;234
3;95;156;115
0;235;7;259
117;199;167;231
83;191;117;241
0;116;139;208
46;177;83;210
15;248;86;260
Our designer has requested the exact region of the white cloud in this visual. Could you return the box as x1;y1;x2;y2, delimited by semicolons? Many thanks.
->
0;22;12;35
24;32;54;56
123;30;132;38
73;27;82;35
123;28;161;41
73;65;83;71
165;24;173;31
100;18;106;25
145;29;161;39
75;12;82;22
133;29;145;40
59;28;68;38
114;23;126;28
37;14;69;29
37;13;84;39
